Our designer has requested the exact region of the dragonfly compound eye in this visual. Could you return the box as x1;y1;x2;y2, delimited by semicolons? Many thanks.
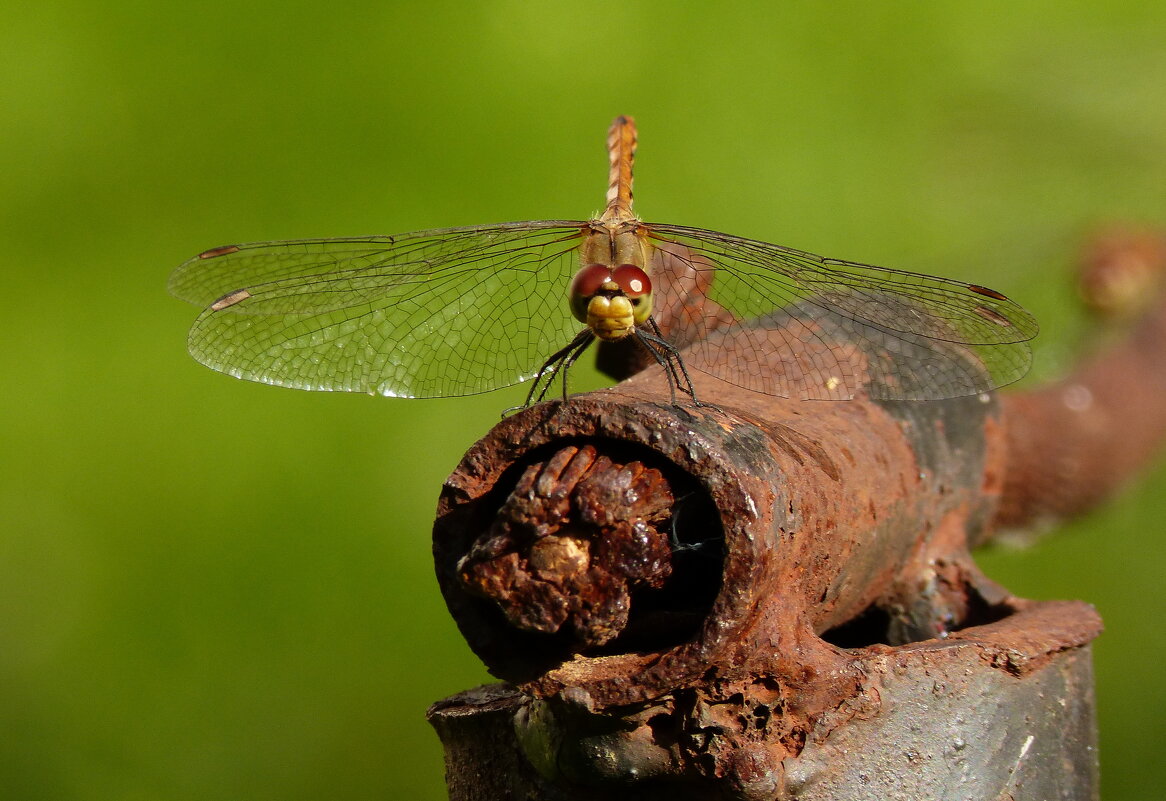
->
569;263;616;323
612;264;653;324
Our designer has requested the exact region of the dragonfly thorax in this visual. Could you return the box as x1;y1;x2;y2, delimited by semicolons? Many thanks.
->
569;263;654;341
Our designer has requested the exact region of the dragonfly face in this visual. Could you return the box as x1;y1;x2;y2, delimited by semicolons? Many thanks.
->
170;116;1038;404
568;262;653;341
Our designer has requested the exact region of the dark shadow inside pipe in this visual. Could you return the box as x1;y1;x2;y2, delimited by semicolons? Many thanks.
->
595;480;725;655
821;580;1014;648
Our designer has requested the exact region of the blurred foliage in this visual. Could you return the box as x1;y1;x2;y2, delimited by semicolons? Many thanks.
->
2;1;1165;799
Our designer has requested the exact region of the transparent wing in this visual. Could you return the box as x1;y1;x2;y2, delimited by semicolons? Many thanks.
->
169;222;591;398
645;224;1038;401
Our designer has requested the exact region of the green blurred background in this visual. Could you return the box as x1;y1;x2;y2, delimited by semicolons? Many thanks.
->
3;1;1165;798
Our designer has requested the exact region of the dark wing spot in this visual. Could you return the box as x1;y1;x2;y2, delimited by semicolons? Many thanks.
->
973;304;1013;327
968;284;1009;301
210;288;252;311
198;244;242;260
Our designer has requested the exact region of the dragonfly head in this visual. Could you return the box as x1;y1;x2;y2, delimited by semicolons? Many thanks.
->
569;263;654;341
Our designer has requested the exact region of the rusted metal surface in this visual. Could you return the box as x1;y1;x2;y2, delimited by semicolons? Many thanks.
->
428;600;1100;800
427;230;1166;798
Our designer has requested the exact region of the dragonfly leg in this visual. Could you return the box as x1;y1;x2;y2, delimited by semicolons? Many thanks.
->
647;317;701;401
636;319;706;407
522;329;595;407
555;330;598;401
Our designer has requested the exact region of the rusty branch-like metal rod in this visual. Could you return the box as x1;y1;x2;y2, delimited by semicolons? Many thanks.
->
996;229;1166;530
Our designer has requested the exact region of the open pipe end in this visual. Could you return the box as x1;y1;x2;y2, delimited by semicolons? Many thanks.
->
454;440;723;654
435;392;785;701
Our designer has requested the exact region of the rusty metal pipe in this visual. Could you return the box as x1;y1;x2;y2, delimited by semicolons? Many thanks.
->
436;364;1014;707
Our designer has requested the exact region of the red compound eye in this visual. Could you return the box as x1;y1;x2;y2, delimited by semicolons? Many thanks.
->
612;264;651;298
570;263;615;300
569;264;615;324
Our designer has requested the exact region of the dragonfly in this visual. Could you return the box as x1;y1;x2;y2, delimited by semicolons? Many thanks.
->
169;116;1037;405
